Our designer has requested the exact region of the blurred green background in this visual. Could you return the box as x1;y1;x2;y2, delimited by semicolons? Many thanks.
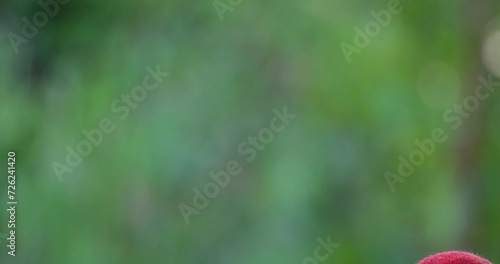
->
1;0;500;263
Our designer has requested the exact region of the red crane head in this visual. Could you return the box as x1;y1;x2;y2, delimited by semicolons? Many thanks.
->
419;251;491;264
